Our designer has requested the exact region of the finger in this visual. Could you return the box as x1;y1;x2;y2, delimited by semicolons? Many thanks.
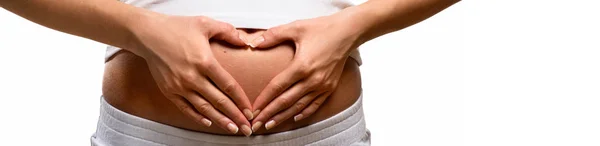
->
263;91;322;130
294;92;331;121
182;92;241;134
193;79;252;135
184;92;238;133
252;82;312;131
202;61;254;121
210;22;247;46
169;95;212;127
250;24;299;48
252;64;307;116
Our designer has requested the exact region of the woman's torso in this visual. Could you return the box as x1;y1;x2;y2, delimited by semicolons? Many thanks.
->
102;29;361;135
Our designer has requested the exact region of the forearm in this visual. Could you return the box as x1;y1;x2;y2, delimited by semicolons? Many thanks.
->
0;0;158;51
344;0;460;44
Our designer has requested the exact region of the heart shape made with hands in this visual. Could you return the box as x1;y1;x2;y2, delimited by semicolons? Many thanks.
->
217;28;292;108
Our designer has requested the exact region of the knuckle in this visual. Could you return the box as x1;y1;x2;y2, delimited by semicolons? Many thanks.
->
324;82;336;90
222;82;239;95
294;101;306;111
196;102;213;114
296;69;309;77
215;98;229;108
295;62;312;76
179;104;192;112
199;60;217;72
163;81;183;93
265;27;281;38
221;24;235;32
271;83;285;93
180;70;197;81
205;62;218;71
313;99;324;107
194;16;211;25
308;79;324;88
313;74;326;84
278;98;292;108
291;23;306;35
213;23;235;35
288;20;309;35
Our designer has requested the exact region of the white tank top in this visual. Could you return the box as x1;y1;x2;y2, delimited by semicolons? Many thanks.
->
106;0;362;65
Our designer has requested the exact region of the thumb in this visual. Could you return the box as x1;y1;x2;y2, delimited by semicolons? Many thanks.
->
210;23;247;46
250;24;298;49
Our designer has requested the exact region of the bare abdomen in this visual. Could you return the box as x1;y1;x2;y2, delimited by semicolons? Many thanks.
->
102;29;361;135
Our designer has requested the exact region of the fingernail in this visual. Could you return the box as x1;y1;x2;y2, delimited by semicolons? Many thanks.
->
243;109;254;120
265;120;276;130
241;125;252;136
253;109;261;116
238;33;248;45
249;36;264;48
201;118;212;127
252;121;263;132
227;123;239;134
294;114;304;122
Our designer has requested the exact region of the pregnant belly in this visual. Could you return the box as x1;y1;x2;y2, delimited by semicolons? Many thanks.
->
102;29;361;135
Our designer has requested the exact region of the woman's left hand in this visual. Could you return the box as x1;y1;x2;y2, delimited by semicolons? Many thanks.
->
249;12;363;131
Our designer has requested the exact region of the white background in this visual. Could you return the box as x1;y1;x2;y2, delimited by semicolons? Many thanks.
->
1;1;599;146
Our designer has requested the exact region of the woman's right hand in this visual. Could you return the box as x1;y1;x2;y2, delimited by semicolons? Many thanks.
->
127;14;253;136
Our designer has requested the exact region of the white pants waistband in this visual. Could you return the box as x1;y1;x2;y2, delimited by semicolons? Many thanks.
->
91;94;370;146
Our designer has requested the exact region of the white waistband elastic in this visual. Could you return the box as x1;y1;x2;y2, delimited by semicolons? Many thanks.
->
92;94;368;146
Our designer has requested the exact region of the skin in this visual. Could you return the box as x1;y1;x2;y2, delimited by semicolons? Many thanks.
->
0;0;253;135
0;0;459;136
103;29;362;135
249;0;461;131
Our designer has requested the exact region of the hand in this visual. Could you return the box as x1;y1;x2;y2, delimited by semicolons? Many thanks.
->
249;13;362;131
129;14;254;136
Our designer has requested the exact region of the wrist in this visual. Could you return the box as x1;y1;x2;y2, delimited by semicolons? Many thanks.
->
335;2;385;46
123;9;167;58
